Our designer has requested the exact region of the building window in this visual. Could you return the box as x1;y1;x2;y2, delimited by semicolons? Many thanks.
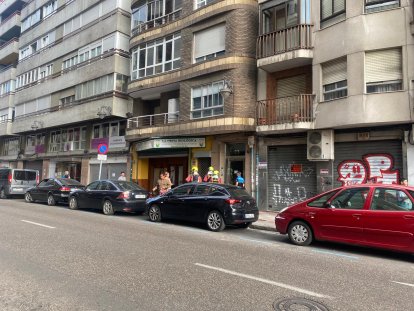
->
1;138;20;156
60;95;76;107
75;74;115;100
262;0;302;34
195;0;215;10
43;1;57;18
92;121;126;139
322;57;347;101
49;127;86;152
132;0;182;31
320;0;345;28
365;0;399;13
131;33;181;80
194;24;225;63
191;81;224;119
365;48;402;93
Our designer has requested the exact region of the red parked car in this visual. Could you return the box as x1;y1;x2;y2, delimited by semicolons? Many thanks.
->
275;184;414;253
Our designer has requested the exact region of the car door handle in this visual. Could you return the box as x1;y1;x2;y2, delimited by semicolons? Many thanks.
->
352;214;362;219
403;215;414;219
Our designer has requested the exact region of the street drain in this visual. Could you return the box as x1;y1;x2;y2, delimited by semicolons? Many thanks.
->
273;297;330;311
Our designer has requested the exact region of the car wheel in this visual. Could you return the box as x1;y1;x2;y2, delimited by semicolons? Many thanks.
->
25;192;33;203
0;188;7;199
148;205;162;222
237;222;251;229
102;200;115;215
47;194;56;206
68;196;78;210
206;210;226;232
288;221;313;246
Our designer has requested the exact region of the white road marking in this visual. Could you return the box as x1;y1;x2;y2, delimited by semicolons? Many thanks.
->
21;220;56;229
391;281;414;288
195;263;333;299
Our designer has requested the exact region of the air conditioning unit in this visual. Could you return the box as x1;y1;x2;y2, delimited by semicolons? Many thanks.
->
307;130;334;161
167;98;179;123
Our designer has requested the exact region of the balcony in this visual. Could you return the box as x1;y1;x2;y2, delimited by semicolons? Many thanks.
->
257;24;313;72
131;9;182;37
0;37;19;64
126;114;255;140
256;94;315;133
0;0;28;16
0;11;21;40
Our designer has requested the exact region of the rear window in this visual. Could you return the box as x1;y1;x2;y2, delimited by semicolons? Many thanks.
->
227;187;251;199
13;170;37;181
58;179;81;186
113;181;144;191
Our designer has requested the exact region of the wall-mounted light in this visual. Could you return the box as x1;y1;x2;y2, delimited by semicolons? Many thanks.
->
31;121;44;131
219;80;233;99
97;106;112;119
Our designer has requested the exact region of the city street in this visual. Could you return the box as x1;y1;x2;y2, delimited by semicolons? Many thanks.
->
0;199;413;311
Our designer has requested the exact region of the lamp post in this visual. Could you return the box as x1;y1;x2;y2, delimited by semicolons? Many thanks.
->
219;79;234;115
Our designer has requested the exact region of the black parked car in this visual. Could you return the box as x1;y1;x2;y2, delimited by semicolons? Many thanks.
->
68;180;148;215
25;178;83;205
146;182;259;231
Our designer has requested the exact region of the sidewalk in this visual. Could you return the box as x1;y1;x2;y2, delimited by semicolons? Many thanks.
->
250;210;278;232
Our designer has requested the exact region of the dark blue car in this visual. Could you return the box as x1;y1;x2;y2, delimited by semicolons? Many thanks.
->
146;182;259;231
68;180;148;215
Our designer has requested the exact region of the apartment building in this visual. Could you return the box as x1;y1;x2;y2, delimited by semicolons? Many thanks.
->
126;0;259;191
256;0;414;210
0;0;28;159
0;0;132;184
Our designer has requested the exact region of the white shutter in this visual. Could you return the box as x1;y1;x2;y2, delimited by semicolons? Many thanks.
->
82;6;99;26
322;57;347;85
103;34;116;52
365;48;402;83
194;24;225;59
277;74;307;98
25;101;37;114
64;20;72;35
15;104;24;117
37;96;51;111
321;0;332;19
102;0;117;15
333;0;345;14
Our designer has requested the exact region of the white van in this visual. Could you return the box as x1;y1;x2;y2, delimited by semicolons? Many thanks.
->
0;168;39;198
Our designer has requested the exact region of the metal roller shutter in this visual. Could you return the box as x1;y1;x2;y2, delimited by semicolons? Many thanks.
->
24;161;43;175
333;140;402;187
267;145;317;211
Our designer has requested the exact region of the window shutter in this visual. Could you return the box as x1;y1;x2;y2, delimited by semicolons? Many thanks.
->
322;57;347;85
365;48;402;83
103;34;116;52
321;0;332;19
277;74;307;98
82;6;99;26
194;24;225;59
37;96;51;111
333;0;345;14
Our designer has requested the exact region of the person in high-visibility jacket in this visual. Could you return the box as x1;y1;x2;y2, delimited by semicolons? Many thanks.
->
203;166;214;182
212;170;222;183
185;166;202;183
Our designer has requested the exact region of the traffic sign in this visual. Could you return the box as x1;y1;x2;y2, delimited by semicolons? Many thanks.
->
97;143;108;155
97;154;107;161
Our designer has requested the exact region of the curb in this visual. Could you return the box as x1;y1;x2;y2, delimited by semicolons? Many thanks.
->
250;224;276;232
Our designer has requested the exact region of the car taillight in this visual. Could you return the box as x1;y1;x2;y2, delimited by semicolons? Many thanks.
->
8;173;12;184
36;175;39;184
226;198;241;205
117;191;130;199
60;186;71;192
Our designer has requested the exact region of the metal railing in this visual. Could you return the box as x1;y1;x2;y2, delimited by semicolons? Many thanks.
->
132;9;182;36
257;24;313;59
127;112;180;130
256;95;314;125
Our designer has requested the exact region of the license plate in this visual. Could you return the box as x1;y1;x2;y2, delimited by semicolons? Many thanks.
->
245;213;254;219
135;194;146;199
13;188;23;192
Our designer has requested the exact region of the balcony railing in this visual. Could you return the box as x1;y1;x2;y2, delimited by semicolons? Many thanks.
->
257;94;314;125
0;114;12;124
257;24;313;59
127;112;180;130
132;9;182;36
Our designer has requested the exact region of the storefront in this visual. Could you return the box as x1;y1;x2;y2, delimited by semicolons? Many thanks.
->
89;156;128;181
267;145;317;211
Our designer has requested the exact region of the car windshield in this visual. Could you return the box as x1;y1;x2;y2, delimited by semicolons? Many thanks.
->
58;178;81;186
113;181;144;191
227;187;251;199
13;170;37;181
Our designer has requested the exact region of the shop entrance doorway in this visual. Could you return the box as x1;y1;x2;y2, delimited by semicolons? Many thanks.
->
227;158;244;185
149;157;188;190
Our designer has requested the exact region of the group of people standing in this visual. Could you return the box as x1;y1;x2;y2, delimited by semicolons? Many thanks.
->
186;166;245;188
153;170;172;196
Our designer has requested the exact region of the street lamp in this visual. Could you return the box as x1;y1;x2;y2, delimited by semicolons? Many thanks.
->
219;80;233;99
97;106;112;119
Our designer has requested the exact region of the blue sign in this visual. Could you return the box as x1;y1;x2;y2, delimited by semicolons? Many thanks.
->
97;143;108;155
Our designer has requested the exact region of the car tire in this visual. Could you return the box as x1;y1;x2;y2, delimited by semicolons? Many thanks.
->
25;192;33;203
288;221;313;246
102;200;115;215
47;194;56;206
0;188;8;199
206;210;226;232
68;196;78;210
148;205;162;222
237;222;251;229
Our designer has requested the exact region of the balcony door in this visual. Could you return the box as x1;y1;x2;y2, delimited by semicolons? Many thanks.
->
262;0;299;34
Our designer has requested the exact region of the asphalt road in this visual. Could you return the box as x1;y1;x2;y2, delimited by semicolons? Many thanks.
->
0;199;413;311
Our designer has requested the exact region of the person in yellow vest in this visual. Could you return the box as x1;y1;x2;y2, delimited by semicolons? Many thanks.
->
185;166;202;183
212;170;222;183
203;166;214;182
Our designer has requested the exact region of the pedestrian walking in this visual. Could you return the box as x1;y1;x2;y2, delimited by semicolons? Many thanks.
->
62;170;70;178
118;171;127;181
235;172;245;188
